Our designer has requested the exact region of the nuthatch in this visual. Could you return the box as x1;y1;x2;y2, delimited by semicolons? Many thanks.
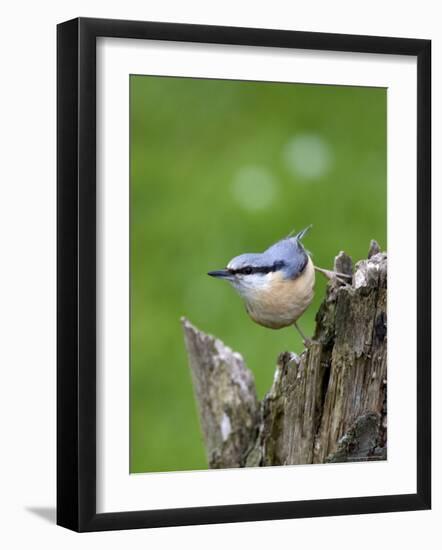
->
208;226;349;346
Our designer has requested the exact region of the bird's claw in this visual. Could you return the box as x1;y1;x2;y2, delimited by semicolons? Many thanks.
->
303;338;319;348
334;275;351;287
315;266;352;286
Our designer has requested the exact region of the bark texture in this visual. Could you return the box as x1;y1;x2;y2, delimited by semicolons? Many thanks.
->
182;243;387;468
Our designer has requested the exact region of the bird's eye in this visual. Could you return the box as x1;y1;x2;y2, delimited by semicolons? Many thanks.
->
243;266;253;275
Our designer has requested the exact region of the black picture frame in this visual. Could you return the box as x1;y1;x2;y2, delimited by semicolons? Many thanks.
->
57;17;431;532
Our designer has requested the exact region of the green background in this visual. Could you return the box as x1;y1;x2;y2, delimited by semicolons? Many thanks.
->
130;76;386;473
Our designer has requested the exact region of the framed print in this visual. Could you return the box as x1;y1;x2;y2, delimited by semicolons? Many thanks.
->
57;17;431;532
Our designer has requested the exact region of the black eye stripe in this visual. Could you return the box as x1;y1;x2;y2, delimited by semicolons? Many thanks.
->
229;261;285;276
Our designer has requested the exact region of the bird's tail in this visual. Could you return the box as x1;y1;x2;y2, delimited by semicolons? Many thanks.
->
291;225;312;241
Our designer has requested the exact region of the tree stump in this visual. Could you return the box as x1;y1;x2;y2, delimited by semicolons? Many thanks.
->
182;243;387;468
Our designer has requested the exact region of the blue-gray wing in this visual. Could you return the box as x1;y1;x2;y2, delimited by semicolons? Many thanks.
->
263;236;309;280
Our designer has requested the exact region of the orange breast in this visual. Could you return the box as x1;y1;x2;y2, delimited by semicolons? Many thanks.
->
246;257;315;329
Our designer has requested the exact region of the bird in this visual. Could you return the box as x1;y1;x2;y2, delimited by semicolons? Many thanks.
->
207;226;350;346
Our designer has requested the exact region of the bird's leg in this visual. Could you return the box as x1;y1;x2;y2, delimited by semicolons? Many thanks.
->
293;321;315;348
315;266;352;286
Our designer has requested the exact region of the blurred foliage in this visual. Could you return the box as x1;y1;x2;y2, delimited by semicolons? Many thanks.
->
130;75;386;473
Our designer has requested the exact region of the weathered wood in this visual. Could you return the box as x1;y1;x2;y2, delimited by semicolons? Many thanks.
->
182;318;259;468
182;243;387;468
251;345;327;467
313;250;387;463
368;239;381;259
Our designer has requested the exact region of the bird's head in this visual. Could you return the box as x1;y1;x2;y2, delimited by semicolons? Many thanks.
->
208;227;311;300
208;252;285;298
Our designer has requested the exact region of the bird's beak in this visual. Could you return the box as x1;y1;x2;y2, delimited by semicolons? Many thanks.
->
207;269;232;279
